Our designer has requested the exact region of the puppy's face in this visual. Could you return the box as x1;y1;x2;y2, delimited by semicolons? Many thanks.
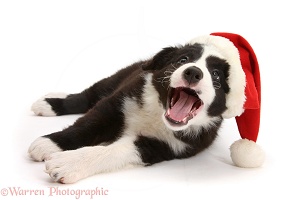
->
144;43;231;131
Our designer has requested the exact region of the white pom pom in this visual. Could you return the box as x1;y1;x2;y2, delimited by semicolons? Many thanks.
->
230;139;265;168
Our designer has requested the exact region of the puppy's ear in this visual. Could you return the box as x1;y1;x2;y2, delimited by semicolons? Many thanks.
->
142;47;178;71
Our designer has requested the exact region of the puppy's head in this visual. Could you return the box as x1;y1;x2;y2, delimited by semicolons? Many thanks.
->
143;37;245;131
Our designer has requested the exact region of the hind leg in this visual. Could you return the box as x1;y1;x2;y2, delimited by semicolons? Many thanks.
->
31;76;119;116
31;64;140;116
31;92;90;116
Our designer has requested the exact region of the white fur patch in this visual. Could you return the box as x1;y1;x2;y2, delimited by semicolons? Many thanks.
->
31;93;67;116
45;136;142;184
123;73;188;155
28;137;62;161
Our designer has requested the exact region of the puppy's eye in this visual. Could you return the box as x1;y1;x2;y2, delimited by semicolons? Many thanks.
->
178;56;189;64
212;70;220;79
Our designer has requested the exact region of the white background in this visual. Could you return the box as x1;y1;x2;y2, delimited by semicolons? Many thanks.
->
0;0;292;199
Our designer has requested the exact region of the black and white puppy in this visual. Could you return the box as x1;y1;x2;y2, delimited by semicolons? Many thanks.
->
28;35;246;184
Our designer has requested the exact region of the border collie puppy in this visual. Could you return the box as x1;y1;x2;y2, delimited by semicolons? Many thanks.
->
28;35;245;184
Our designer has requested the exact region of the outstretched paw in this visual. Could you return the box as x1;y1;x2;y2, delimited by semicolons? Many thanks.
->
31;93;67;116
28;137;62;161
45;148;97;184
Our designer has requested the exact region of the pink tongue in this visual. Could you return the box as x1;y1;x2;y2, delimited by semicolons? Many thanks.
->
169;91;197;121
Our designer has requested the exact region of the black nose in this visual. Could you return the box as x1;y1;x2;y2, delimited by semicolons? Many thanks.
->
183;66;203;85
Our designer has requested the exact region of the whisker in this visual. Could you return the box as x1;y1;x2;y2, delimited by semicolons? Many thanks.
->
155;67;176;88
155;75;171;88
171;63;177;70
164;71;173;76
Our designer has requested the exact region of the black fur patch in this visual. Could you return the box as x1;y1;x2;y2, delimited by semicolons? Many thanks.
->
174;119;222;157
45;94;89;115
45;96;126;150
134;136;176;165
206;56;230;116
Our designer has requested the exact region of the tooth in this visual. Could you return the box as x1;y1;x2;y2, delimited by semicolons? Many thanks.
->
171;98;174;107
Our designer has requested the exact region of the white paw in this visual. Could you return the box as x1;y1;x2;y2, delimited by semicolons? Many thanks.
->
45;147;99;184
28;137;62;161
31;92;67;116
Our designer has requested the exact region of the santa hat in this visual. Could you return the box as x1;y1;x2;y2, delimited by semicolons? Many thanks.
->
189;32;265;168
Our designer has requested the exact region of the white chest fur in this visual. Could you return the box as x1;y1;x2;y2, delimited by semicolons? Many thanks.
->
122;73;188;155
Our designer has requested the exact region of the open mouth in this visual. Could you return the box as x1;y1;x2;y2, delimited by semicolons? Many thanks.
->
165;87;203;126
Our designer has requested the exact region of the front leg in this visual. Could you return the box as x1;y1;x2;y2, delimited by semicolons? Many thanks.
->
45;136;142;184
45;134;191;183
28;137;62;161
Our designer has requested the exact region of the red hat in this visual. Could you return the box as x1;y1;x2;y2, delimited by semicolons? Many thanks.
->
190;33;265;168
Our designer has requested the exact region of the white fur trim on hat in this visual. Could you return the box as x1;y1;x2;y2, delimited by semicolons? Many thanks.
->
189;35;246;118
230;139;265;168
